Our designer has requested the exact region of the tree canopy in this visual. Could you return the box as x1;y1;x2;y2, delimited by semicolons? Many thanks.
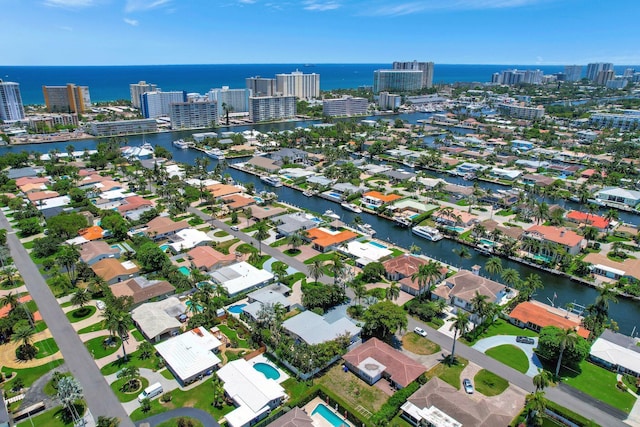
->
362;300;407;343
536;326;590;370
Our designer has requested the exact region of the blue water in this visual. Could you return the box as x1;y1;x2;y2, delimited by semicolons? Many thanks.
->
252;362;280;380
369;241;387;249
312;404;350;427
160;244;170;252
7;63;638;105
227;304;246;314
328;192;342;199
178;266;190;276
185;300;204;313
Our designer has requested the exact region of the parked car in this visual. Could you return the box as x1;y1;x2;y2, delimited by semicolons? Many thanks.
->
95;300;106;310
414;327;428;337
516;336;535;345
230;225;239;231
463;378;474;394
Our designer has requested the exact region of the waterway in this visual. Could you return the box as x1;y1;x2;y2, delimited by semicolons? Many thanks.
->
3;116;639;335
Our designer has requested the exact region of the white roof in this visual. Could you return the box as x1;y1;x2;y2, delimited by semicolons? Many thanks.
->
100;189;132;200
210;262;274;296
168;229;213;252
155;327;221;382
282;310;361;345
218;359;286;427
131;297;184;340
593;264;626;276
591;336;640;374
343;241;392;263
65;236;89;246
36;195;71;210
598;187;640;200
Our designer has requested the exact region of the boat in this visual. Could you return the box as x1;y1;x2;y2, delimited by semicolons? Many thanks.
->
341;202;362;213
302;190;315;197
475;243;493;256
356;223;376;236
393;216;412;227
260;175;283;187
324;210;340;220
172;139;190;149
205;148;225;160
411;225;443;242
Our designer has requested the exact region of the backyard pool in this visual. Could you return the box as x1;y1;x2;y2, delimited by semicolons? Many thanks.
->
311;403;351;427
178;266;191;276
369;241;387;249
227;304;247;314
444;225;466;233
478;239;496;247
253;362;280;380
328;192;342;199
185;300;204;313
160;244;170;252
253;196;264;204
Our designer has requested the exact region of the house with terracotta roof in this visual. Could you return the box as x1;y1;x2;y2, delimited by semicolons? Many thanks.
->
222;194;256;210
110;277;175;306
382;255;447;296
143;216;190;241
78;225;106;241
433;267;512;324
433;208;478;227
15;176;49;188
187;246;235;272
305;227;358;253
509;300;590;338
522;224;585;256
206;183;241;199
361;191;403;208
342;338;426;389
26;190;59;204
565;210;610;232
91;258;140;285
19;182;48;193
80;241;121;266
117;195;154;214
266;407;314;427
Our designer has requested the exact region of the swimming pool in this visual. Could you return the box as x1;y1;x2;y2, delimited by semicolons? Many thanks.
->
178;266;191;276
253;196;264;203
185;300;204;312
312;404;351;427
253;362;280;380
227;304;246;314
369;241;387;249
445;225;465;233
478;238;495;247
328;192;342;199
410;214;421;219
160;244;170;252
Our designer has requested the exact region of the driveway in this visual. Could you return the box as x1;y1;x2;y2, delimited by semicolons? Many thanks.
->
472;335;542;377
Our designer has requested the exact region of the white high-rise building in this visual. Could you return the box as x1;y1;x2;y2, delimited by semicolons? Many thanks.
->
586;63;614;81
141;91;186;118
130;81;158;109
169;100;217;130
275;71;320;99
564;65;582;82
208;87;252;118
378;92;402;110
322;97;368;117
249;96;296;122
373;70;423;93
246;76;276;97
392;61;434;88
0;80;25;122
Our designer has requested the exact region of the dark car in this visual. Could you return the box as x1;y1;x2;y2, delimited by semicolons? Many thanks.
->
516;336;535;345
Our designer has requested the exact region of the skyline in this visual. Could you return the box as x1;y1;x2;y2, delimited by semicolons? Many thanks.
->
2;0;639;66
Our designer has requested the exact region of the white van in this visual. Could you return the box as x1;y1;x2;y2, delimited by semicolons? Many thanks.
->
138;382;163;402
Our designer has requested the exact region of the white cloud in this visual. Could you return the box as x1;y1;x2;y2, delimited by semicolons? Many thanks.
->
58;25;74;31
304;0;340;11
124;18;139;26
44;0;97;8
366;0;548;16
238;0;257;4
125;0;171;13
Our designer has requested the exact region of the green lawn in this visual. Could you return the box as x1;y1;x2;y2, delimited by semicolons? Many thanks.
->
560;360;636;413
463;319;537;345
16;404;85;427
131;330;145;342
65;306;97;323
84;335;121;359
213;230;229;237
282;377;313;398
34;337;60;359
486;344;530;373
43;373;71;396
160;369;175;380
78;321;105;334
426;357;468;389
110;376;149;402
474;369;509;396
217;323;250;348
100;349;162;376
215;238;240;255
156;418;204;427
303;252;337;264
402;333;441;355
2;359;65;389
236;243;258;254
130;379;235;421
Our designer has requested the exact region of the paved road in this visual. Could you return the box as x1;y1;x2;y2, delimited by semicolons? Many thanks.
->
472;335;542;376
135;408;219;427
0;213;134;427
193;206;629;426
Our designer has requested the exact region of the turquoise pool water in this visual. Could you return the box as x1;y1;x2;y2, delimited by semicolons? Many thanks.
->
178;266;190;276
253;362;280;380
369;241;387;249
328;192;341;199
228;304;246;314
160;244;170;252
444;225;465;233
185;300;204;312
254;196;264;203
410;214;421;219
312;404;350;427
478;238;495;247
533;254;553;263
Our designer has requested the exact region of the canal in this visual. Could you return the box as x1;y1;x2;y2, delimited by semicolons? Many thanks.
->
3;120;639;335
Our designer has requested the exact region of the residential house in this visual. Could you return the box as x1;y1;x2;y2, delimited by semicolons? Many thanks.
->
490;168;522;181
187;246;236;272
131;297;186;342
596;187;640;209
78;226;106;241
210;261;274;296
331;182;369;196
207;183;242;199
79;241;121;266
520;174;556;187
266;407;314;427
250;205;287;221
242;287;291;322
382;254;447;296
270;148;309;165
590;329;640;377
342;338;426;389
143;216;191;241
509;300;590;338
117;195;154;219
26;190;59;205
305;227;358;253
167;229;213;253
521;224;585;256
361;191;402;209
272;212;318;237
382;169;416;183
282;310;361;346
222;194;256;210
247;156;280;173
110;277;175;307
91;258;140;285
432;209;478;227
566;210;610;232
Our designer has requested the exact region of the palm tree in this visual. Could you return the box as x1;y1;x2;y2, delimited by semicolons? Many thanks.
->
2;266;17;287
58;244;80;284
470;291;490;325
449;311;470;363
555;328;579;377
533;369;551;392
254;221;270;255
287;232;304;253
329;254;345;285
500;268;520;290
522;273;543;300
386;281;400;301
308;259;324;284
533;202;550;225
102;308;133;361
526;390;547;426
117;366;140;392
484;256;503;276
409;243;421;254
582;226;599;247
96;416;120;427
70;289;92;312
452;246;471;260
592;284;617;329
0;291;20;312
410;261;442;300
272;262;288;285
350;281;367;305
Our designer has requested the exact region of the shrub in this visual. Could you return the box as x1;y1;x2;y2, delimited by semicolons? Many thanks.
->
161;391;172;402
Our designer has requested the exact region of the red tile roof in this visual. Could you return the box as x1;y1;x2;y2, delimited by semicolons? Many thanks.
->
510;301;590;338
306;228;358;249
525;224;584;247
566;211;609;230
362;191;402;203
117;195;154;213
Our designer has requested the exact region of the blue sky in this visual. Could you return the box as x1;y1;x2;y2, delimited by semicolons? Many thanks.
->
2;0;639;65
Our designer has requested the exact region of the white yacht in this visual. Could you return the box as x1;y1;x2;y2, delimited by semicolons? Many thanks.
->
260;175;283;187
172;139;190;149
412;225;443;242
341;202;362;213
393;216;412;228
205;148;225;160
302;190;315;197
324;210;340;220
356;223;376;236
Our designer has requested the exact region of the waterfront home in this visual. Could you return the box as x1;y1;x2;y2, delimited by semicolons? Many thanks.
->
515;159;550;169
340;241;392;266
305;175;334;187
520;173;557;188
167;229;213;253
242;287;291;322
509;300;590;338
91;258;140;285
206;183;242;199
442;183;474;199
489;168;522;181
510;139;535;152
595;187;640;209
433;208;478;227
565;210;611;232
117;195;155;218
155;327;222;385
305;227;358;253
6;166;43;180
331;182;369;196
222;194;256;210
131;297;185;342
590;330;640;377
266;408;313;427
342;338;426;389
272;212;318;237
479;189;520;208
381;169;416;183
361;191;403;209
217;359;287;427
79;241;121;266
210;261;274;297
270;148;310;165
247;156;280;173
433;267;511;324
401;377;514;427
453;162;485;176
143;216;191;241
110;277;175;307
583;252;640;282
281;310;361;346
250;205;287;221
188;245;236;272
382;255;447;297
521;225;585;256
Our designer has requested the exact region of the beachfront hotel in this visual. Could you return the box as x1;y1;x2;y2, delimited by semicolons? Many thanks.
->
373;69;423;93
0;80;25;122
141;90;187;118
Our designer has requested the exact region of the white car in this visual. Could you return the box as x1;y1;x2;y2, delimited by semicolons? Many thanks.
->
414;327;428;337
230;225;239;231
463;378;474;394
95;300;106;310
